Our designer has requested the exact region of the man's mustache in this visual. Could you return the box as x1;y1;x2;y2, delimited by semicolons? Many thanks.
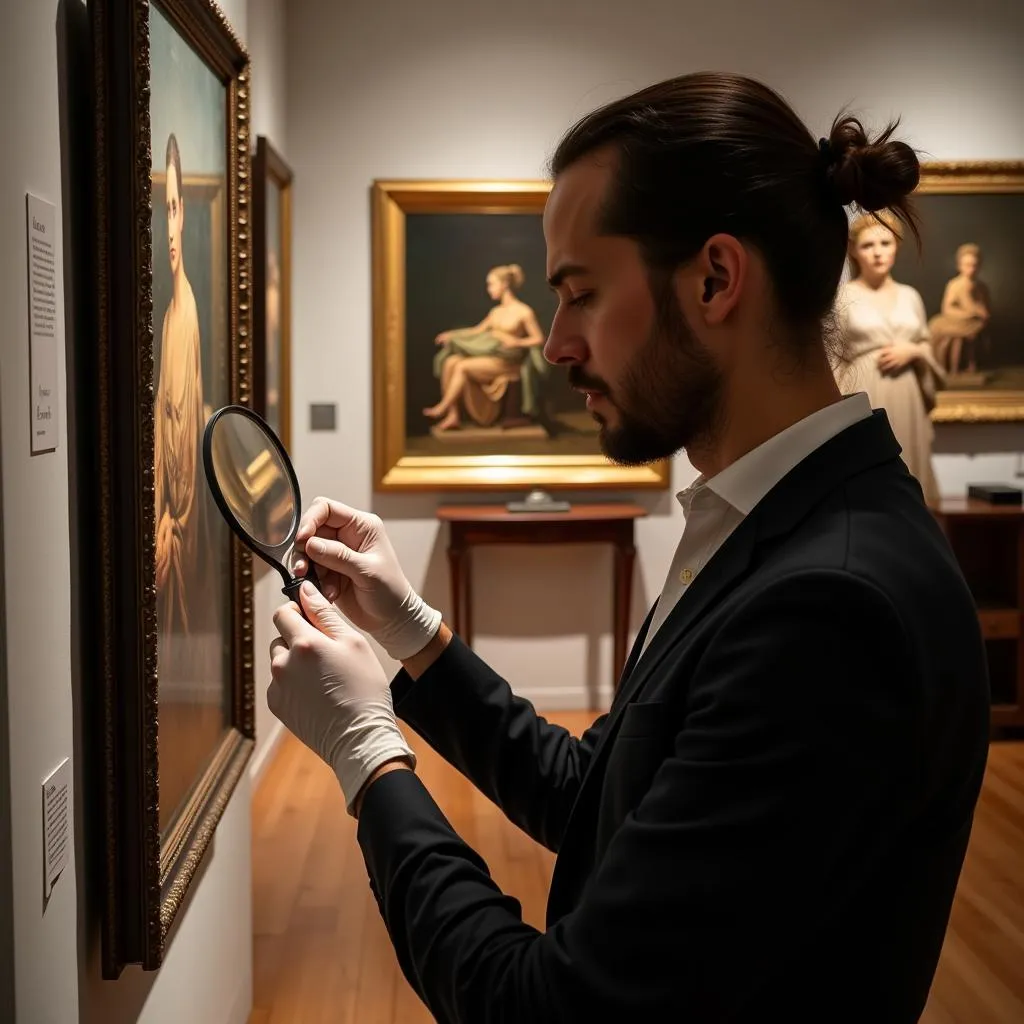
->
567;367;610;394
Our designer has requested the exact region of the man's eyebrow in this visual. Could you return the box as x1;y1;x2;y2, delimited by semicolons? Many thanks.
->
547;263;590;289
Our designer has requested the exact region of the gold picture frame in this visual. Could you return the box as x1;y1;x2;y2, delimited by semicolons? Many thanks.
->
371;179;670;492
904;161;1024;423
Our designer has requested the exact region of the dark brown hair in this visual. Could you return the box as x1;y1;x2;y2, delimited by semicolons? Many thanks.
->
165;132;183;194
548;72;920;350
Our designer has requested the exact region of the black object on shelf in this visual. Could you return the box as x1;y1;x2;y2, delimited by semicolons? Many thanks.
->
967;483;1023;506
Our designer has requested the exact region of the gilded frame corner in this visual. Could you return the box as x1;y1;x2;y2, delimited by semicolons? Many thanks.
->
370;179;670;492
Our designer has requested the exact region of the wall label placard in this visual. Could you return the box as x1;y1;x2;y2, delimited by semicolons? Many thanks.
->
42;757;71;903
26;193;60;454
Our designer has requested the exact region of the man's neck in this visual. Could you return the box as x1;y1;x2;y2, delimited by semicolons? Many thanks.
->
688;361;843;479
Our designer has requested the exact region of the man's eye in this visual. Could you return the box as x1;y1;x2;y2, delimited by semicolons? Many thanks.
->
568;293;593;308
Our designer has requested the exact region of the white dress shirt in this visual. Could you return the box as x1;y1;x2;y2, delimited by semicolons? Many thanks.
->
639;392;873;657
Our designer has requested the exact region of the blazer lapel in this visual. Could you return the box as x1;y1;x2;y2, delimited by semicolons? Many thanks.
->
614;518;757;710
612;601;658;696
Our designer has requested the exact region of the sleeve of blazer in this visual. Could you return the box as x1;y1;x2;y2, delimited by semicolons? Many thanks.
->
389;634;608;852
358;571;923;1023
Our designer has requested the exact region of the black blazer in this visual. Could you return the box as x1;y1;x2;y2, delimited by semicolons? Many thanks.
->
357;410;991;1023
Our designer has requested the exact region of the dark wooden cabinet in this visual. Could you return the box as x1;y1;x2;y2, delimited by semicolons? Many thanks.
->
932;498;1024;728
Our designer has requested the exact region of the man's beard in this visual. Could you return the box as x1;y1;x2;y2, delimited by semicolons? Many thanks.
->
570;281;725;466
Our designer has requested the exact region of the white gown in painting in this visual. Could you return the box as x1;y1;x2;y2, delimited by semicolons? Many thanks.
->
835;280;946;505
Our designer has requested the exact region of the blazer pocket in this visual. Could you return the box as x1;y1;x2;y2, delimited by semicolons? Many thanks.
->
617;700;669;740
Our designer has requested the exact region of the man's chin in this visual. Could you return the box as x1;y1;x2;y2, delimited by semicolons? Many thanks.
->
598;424;670;467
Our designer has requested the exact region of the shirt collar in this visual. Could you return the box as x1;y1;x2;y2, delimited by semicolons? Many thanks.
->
676;392;873;516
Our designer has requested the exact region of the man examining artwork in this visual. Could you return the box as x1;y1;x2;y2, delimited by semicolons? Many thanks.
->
265;72;990;1021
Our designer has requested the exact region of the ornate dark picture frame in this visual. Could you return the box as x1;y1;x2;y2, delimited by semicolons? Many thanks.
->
91;0;254;977
252;136;293;451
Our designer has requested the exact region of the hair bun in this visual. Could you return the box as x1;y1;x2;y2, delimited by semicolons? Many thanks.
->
827;115;920;214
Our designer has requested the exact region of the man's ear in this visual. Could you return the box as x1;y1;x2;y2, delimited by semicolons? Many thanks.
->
677;233;746;327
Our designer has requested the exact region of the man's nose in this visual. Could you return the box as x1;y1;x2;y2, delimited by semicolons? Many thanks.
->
543;312;588;366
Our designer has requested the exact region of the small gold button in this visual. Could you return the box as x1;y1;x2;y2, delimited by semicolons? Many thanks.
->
679;568;694;584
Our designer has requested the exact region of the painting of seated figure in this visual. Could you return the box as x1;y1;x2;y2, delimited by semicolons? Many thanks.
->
405;214;595;454
372;181;670;491
926;242;992;381
423;262;550;438
891;161;1024;422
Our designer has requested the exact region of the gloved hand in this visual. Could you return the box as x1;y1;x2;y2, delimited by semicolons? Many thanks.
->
268;581;416;815
293;498;441;662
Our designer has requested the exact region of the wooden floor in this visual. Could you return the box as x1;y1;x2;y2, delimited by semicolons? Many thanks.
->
250;712;1024;1023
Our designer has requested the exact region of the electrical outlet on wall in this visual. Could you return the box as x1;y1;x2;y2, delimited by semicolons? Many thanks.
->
309;403;336;432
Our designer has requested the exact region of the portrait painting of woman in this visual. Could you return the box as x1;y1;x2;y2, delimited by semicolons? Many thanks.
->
149;1;233;834
834;210;946;505
155;132;205;639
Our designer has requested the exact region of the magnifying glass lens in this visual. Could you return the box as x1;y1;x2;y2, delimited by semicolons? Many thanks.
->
209;414;295;547
202;405;320;602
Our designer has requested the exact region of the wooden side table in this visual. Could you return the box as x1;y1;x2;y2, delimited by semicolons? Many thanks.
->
932;497;1024;728
435;503;648;691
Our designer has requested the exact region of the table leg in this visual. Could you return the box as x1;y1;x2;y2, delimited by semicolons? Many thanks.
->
463;548;474;647
613;540;636;690
447;543;464;639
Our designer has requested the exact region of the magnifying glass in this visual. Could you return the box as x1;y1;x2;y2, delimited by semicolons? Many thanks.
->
202;404;321;606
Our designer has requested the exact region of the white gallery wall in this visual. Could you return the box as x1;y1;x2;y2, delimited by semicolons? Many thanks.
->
0;0;287;1022
0;2;78;1019
285;0;1024;710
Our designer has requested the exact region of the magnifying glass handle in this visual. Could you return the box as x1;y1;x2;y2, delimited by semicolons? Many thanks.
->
281;562;323;609
304;561;322;592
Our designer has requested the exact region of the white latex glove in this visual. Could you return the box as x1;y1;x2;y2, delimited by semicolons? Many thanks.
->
292;497;441;661
268;581;416;815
